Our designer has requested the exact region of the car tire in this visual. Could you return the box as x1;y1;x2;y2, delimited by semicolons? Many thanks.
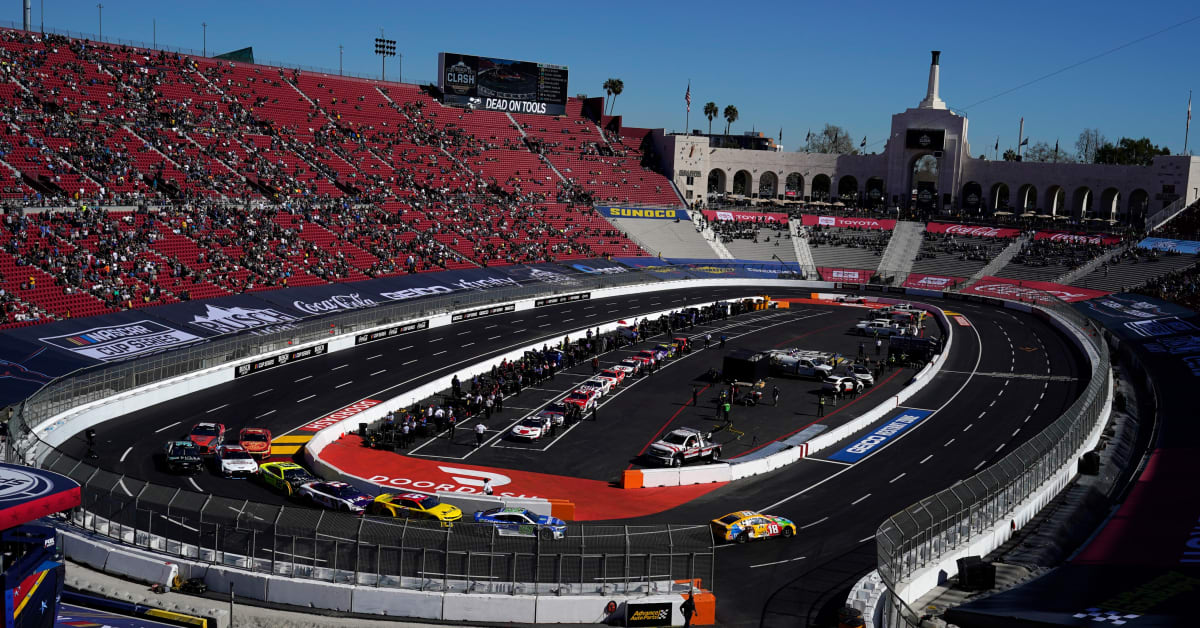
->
670;456;682;468
736;531;749;544
782;527;794;538
711;448;721;463
539;528;554;541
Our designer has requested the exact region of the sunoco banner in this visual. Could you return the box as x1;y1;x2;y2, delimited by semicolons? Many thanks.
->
597;206;689;220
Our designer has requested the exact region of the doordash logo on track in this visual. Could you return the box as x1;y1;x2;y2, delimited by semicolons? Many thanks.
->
368;466;541;498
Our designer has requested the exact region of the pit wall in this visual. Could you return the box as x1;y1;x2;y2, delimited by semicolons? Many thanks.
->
58;527;703;625
848;294;1112;625
625;296;952;489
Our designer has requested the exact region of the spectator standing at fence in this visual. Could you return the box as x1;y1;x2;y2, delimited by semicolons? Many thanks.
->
681;591;696;628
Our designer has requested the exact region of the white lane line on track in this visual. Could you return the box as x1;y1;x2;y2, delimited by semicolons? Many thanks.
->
335;381;352;389
851;494;871;505
806;457;852;466
457;331;470;336
1012;429;1020;436
332;364;348;370
253;389;273;397
944;438;956;447
433;350;447;356
120;446;133;462
536;314;548;319
974;461;987;470
920;454;933;464
367;354;382;360
462;342;474;348
488;335;502;340
154;421;181;433
297;395;315;403
538;323;551;328
371;369;386;376
402;359;417;366
762;304;982;512
800;517;828;530
430;338;443;343
186;478;204;493
485;325;498;329
978;412;987;419
1025;415;1032;423
859;536;875;544
117;479;132;497
511;320;523;323
256;410;276;419
398;346;413;351
750;556;806;569
889;473;906;483
963;424;973;432
1032;403;1039;411
207;404;228;413
294;375;312;382
995;444;1005;452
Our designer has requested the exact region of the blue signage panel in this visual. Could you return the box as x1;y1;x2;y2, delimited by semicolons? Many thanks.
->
827;409;934;463
1138;237;1200;255
597;206;689;220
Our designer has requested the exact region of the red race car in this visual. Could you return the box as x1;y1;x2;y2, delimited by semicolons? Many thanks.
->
188;422;226;455
239;427;272;460
563;389;599;412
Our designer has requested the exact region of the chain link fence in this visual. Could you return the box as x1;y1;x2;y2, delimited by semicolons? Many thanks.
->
873;290;1110;624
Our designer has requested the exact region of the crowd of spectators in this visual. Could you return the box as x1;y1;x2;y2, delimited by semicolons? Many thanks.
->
807;224;891;253
1133;259;1200;310
915;231;1005;263
1010;237;1117;270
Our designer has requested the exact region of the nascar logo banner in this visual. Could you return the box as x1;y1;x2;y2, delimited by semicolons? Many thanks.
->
597;206;689;220
925;222;1020;238
39;320;204;362
702;209;788;224
901;273;966;290
800;214;897;230
1033;231;1122;246
961;277;1109;303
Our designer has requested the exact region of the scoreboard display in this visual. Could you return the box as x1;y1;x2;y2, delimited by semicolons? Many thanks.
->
439;52;568;116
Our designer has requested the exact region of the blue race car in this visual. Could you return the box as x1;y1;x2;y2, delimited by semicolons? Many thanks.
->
473;507;567;540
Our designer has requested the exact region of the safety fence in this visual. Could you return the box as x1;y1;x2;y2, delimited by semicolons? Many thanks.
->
872;292;1110;625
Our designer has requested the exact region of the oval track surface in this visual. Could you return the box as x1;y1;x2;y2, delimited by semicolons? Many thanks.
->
69;288;1085;626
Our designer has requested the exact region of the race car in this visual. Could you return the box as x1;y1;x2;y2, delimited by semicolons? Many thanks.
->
822;375;864;394
598;368;625;385
653;344;675;359
614;358;642;377
578;377;612;397
510;415;552;440
635;350;660;365
473;507;567;540
238;427;272;460
367;492;463;526
837;295;867;304
563;389;599;412
258;461;317;497
159;440;202;475
188;422;226;455
710;510;797;543
537;403;567;427
298;481;374;513
213;444;259;478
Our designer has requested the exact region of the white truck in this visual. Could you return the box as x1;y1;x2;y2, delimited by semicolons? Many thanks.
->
770;353;835;378
644;427;722;467
854;319;905;337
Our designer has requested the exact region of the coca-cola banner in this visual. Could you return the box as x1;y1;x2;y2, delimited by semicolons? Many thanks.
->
801;215;897;231
1034;231;1123;246
901;274;967;290
961;277;1109;303
925;222;1020;238
702;209;788;224
818;267;875;283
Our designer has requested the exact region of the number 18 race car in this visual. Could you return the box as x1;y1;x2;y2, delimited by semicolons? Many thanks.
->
710;510;797;543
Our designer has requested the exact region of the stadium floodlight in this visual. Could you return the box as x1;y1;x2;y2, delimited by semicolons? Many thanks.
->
374;35;397;82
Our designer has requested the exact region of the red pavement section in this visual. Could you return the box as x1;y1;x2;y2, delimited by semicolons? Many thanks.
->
1072;447;1200;567
321;435;727;521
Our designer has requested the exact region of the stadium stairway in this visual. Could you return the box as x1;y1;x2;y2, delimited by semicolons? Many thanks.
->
876;220;925;279
1069;253;1200;293
697;214;735;259
969;234;1030;282
607;215;720;258
723;229;798;262
1054;246;1131;286
790;221;818;278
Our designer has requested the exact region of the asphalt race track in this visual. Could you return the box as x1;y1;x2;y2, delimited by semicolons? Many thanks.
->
62;286;1086;626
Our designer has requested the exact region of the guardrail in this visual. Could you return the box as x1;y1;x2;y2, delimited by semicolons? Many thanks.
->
872;291;1111;626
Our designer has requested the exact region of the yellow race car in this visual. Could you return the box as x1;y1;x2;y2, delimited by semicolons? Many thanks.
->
711;510;797;543
366;492;463;526
258;461;316;497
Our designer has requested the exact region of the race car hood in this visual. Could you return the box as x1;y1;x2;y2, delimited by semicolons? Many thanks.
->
240;441;269;452
349;495;374;509
430;503;463;521
189;435;217;447
512;425;543;435
536;514;566;528
221;459;258;471
767;515;794;527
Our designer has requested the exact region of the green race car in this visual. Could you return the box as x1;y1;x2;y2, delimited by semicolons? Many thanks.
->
258;461;316;496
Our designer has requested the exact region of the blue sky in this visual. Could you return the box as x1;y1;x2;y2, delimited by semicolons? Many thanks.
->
13;1;1198;156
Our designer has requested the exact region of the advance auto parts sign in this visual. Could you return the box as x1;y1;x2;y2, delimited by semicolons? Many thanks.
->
452;303;516;322
40;320;203;362
626;602;673;627
234;343;327;378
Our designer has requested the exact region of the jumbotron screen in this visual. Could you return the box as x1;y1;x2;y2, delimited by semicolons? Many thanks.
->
438;52;568;116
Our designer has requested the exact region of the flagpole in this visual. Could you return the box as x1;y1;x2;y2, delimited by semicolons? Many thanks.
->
1186;90;1192;156
1017;117;1024;160
684;79;691;136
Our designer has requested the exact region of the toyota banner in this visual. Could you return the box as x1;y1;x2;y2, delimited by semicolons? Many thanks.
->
800;215;897;230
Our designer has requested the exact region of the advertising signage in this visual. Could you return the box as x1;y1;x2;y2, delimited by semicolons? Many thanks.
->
905;128;946;151
439;52;568;116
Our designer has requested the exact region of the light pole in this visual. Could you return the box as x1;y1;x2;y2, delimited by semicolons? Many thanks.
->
96;3;102;41
202;22;207;57
374;31;396;82
338;44;343;76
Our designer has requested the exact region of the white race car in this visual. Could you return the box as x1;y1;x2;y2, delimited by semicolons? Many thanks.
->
598;368;625;385
214;444;259;478
579;377;613;397
613;359;642;377
510;415;552;440
298;481;374;513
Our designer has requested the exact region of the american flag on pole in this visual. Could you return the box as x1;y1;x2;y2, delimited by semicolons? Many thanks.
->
685;82;691;112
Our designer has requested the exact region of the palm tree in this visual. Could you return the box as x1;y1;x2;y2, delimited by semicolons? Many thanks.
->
723;105;739;136
603;78;619;116
703;102;718;135
604;78;624;116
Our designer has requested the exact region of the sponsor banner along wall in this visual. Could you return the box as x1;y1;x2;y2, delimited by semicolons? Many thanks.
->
962;276;1109;303
702;209;788;224
925;222;1020;238
801;215;897;230
1033;231;1122;245
818;267;876;283
596;206;689;220
901;273;967;290
1137;237;1200;255
827;409;934;463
